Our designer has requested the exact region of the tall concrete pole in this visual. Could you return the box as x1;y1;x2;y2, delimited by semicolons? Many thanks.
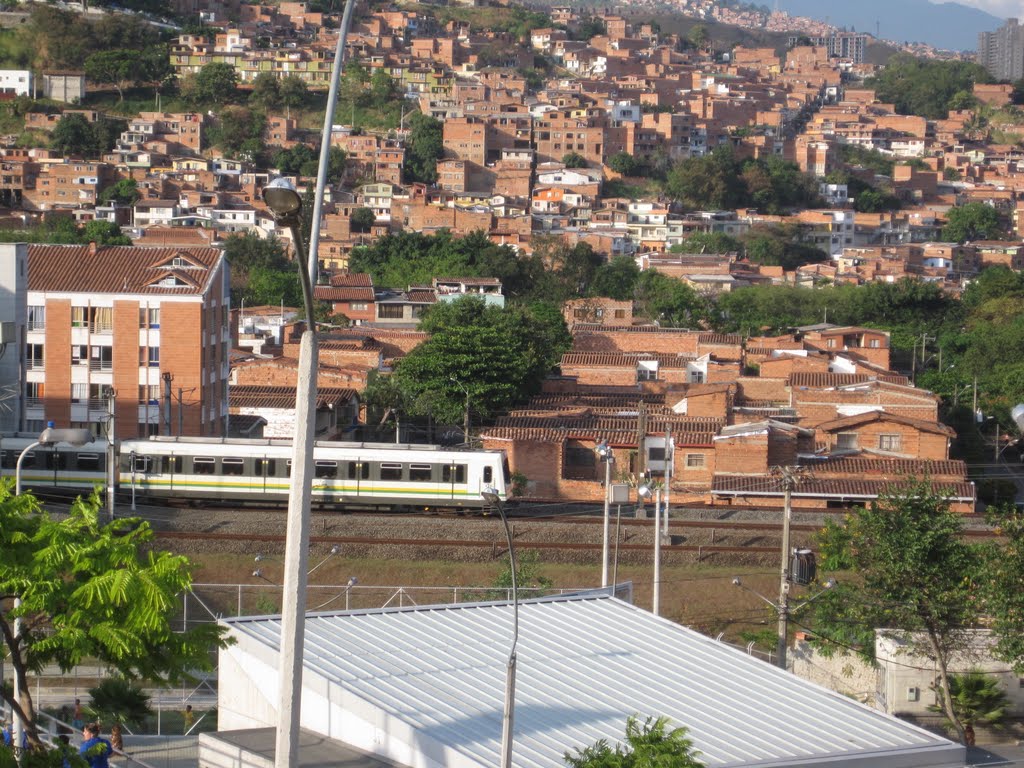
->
775;466;804;670
601;455;611;587
653;488;662;616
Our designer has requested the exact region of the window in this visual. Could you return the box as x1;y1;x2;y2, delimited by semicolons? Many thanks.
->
878;434;902;452
637;367;657;382
223;458;245;476
27;305;44;331
139;385;159;405
686;453;705;468
648;447;666;462
347;461;369;480
443;464;466;483
77;454;101;471
315;461;338;479
71;383;88;404
258;458;276;477
132;455;150;473
837;433;858;450
380;462;403;481
72;345;88;365
483;466;493;484
45;452;67;470
90;346;112;371
139;307;160;328
350;302;368;311
378;304;404;319
869;338;880;348
140;347;160;367
27;343;43;369
410;464;432;481
614;309;626;319
162;456;182;473
25;381;43;406
193;457;215;475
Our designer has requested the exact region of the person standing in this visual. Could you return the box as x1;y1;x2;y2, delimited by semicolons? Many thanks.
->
182;705;194;733
71;699;84;731
79;723;112;768
109;724;123;753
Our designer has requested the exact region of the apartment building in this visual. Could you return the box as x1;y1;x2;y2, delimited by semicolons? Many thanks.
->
978;18;1024;82
22;161;114;212
24;244;231;439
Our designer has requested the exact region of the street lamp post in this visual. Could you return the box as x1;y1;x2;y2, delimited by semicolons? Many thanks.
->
262;177;319;768
636;482;661;616
13;424;93;752
595;440;613;587
481;489;518;768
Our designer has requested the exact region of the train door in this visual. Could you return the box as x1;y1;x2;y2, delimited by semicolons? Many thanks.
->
163;454;182;493
256;457;278;495
347;458;370;502
443;462;466;503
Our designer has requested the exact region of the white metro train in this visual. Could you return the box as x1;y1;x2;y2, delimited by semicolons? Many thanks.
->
0;435;509;510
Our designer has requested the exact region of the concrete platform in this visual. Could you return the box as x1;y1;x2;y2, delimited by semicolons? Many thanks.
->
198;728;401;768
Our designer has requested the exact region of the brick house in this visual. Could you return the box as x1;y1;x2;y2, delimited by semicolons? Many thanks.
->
815;411;954;461
313;273;375;325
229;385;358;439
25;244;230;438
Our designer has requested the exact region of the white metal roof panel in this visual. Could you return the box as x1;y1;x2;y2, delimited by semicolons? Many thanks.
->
223;594;964;768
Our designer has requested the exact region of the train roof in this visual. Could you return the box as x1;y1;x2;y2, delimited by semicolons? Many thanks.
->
121;436;504;454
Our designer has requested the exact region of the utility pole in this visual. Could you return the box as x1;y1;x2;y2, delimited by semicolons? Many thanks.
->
106;388;116;520
162;372;173;436
663;424;672;536
178;387;184;436
653;486;662;616
774;465;806;670
636;401;648;477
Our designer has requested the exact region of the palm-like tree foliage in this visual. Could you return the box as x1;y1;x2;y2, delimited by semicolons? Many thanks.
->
930;671;1009;730
87;677;153;729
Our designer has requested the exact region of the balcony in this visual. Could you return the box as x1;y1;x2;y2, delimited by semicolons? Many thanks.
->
25;397;44;409
26;358;44;371
27;320;45;332
89;360;113;372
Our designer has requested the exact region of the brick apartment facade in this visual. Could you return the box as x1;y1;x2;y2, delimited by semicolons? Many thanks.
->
25;244;231;438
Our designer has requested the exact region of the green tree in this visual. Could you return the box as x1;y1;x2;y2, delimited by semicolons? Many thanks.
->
274;143;318;175
87;677;153;730
607;151;639;175
942;202;1003;243
187;62;238;105
222;232;292;303
81;220;131;246
83;50;137;103
327;146;347;184
635;271;707;327
393;297;570;428
249;72;281;110
350;207;376;233
491;549;552;596
403;112;444;184
928;671;1009;742
564;715;704;768
665;146;745;210
810;482;981;744
209;106;265;160
562;151;587;168
979;506;1024;673
50;113;96;157
866;54;992;119
0;489;229;748
369;69;398;106
671;232;740;254
687;24;710;51
280;75;309;110
98;178;140;206
589;255;641;300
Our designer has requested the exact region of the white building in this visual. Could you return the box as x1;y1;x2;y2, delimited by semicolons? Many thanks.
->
0;70;33;97
206;593;965;768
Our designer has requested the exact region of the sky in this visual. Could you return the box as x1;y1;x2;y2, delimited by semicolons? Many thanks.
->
945;0;1021;19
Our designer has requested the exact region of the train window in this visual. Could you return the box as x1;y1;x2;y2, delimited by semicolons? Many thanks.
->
443;464;466;483
0;450;9;469
223;458;245;476
45;452;68;470
258;459;276;477
347;461;369;480
77;453;100;471
409;464;432;481
315;461;338;479
194;457;215;475
132;456;150;473
380;462;403;481
162;456;182;474
22;451;36;468
285;460;292;478
483;466;493;484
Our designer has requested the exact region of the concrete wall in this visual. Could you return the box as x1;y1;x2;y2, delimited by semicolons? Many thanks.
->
0;243;26;431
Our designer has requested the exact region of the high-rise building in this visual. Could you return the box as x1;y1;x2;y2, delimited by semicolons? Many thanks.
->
978;19;1024;82
787;32;867;64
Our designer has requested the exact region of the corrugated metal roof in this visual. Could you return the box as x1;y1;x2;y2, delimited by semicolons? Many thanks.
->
222;594;962;768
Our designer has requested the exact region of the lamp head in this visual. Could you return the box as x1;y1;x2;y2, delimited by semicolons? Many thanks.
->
329;545;340;555
824;578;836;589
595;439;611;459
347;576;358;587
731;577;742;587
252;568;262;578
254;553;263;563
262;177;302;223
481;488;501;505
38;427;95;447
637;483;653;500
